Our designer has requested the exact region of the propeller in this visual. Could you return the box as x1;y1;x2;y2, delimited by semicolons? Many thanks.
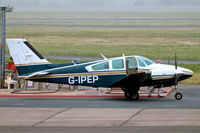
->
174;53;178;85
175;53;177;70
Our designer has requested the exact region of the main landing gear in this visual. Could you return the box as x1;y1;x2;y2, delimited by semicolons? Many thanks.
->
124;90;139;100
123;86;140;101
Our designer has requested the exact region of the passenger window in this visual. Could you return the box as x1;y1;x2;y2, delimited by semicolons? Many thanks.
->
92;62;109;70
137;57;146;67
112;59;124;69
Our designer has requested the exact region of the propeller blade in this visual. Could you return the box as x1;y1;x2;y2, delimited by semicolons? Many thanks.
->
175;53;177;70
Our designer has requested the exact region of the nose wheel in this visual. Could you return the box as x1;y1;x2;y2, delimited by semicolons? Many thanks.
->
175;92;182;100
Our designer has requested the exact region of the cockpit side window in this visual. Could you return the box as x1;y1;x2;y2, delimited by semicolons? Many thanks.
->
92;62;109;70
112;59;124;69
139;56;155;65
137;57;146;67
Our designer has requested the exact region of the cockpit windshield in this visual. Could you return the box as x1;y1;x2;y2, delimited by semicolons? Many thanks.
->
137;56;155;66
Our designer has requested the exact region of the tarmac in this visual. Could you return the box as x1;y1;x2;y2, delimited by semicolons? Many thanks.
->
0;85;200;130
0;108;200;127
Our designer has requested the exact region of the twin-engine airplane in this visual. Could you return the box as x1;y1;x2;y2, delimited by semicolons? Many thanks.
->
6;39;193;100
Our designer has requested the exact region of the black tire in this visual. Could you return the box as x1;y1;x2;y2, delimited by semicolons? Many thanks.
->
175;92;182;100
124;85;140;101
129;92;139;100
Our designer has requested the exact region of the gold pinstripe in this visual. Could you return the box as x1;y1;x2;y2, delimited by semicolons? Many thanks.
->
21;71;127;79
184;72;193;75
20;70;152;79
152;76;174;80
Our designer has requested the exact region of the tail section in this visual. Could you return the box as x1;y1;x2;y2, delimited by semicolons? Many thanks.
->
6;39;49;66
6;39;51;77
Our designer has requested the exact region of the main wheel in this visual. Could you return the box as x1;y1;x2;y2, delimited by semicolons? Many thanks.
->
124;91;139;100
123;85;140;101
175;92;182;100
129;92;139;100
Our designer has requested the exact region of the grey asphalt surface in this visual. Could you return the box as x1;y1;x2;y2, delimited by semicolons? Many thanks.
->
8;18;200;21
0;85;199;109
0;126;200;133
8;23;200;29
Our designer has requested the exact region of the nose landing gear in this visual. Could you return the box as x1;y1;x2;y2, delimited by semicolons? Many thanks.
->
174;53;183;100
174;82;183;100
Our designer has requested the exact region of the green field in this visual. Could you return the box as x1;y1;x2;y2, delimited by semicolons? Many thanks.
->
6;26;200;60
6;12;200;60
5;12;200;84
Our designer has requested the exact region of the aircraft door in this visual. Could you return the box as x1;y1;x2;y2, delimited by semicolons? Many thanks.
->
125;57;138;75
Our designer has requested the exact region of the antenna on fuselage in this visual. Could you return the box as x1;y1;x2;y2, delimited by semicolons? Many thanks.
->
100;53;107;60
72;58;80;65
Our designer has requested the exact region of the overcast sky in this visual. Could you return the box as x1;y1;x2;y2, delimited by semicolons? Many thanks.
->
0;0;200;12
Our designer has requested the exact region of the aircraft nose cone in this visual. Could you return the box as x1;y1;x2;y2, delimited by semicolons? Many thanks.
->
178;67;193;78
184;68;193;75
